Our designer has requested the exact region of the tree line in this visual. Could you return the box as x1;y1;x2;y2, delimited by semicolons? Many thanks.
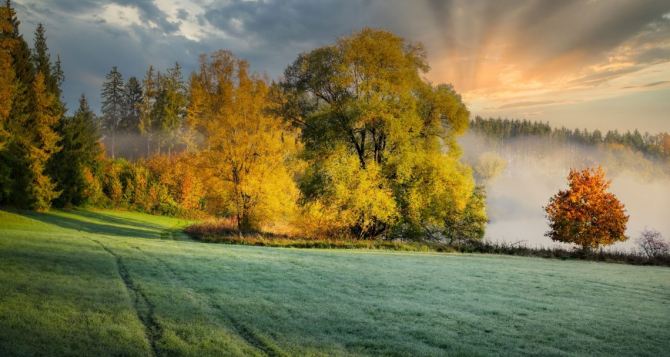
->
0;2;485;241
0;2;100;210
470;116;670;160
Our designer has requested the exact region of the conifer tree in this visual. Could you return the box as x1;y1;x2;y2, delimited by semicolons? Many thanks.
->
0;3;15;150
120;76;142;132
0;0;36;205
159;62;186;156
139;65;157;155
101;66;124;158
52;95;102;206
28;71;61;210
32;24;54;91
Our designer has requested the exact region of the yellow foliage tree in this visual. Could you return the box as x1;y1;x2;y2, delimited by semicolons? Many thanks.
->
0;6;15;150
28;72;61;210
281;28;481;238
187;51;299;232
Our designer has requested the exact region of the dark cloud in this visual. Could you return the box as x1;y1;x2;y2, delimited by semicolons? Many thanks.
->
176;8;188;21
11;0;670;122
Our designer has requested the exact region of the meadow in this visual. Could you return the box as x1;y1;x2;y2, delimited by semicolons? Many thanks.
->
0;208;669;356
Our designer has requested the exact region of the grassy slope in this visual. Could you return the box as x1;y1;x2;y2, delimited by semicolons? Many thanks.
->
0;209;669;356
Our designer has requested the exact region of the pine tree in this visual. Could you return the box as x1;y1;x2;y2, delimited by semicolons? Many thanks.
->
52;95;102;206
120;76;142;132
101;66;124;158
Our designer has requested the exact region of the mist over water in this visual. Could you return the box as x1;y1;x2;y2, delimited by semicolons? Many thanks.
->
460;133;670;251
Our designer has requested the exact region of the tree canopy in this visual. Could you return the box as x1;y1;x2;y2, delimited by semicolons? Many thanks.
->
545;167;629;250
280;28;482;238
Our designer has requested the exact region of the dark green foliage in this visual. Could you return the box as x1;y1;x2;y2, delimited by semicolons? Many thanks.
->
32;24;53;90
101;66;124;158
120;76;142;132
51;95;102;207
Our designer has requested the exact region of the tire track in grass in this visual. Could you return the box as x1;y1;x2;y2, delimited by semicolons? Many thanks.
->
90;239;162;357
132;245;285;357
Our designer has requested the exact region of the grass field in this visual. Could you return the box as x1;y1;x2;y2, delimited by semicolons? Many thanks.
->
0;209;669;356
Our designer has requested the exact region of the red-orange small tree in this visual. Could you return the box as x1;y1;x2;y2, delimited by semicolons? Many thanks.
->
545;166;629;251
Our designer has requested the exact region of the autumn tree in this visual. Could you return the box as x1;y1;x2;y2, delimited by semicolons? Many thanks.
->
0;3;15;151
545;166;629;251
0;0;35;204
280;28;481;238
27;71;61;210
187;50;299;232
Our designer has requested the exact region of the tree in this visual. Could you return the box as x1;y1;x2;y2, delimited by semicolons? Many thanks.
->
32;24;55;92
27;71;61;210
51;95;102;206
0;0;36;206
545;166;629;250
187;51;299;232
120;76;142;133
158;62;186;156
0;3;15;150
637;229;668;259
474;152;507;183
139;65;158;156
101;66;124;158
280;28;478;238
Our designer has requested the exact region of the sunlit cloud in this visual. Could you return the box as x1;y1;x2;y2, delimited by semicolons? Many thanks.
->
12;0;670;132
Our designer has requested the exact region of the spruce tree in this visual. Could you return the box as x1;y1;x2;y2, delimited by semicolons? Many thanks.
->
32;24;55;92
120;76;142;132
52;95;102;206
139;65;157;156
101;66;124;158
160;62;186;156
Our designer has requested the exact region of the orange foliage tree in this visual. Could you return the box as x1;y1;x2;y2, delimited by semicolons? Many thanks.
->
545;166;629;250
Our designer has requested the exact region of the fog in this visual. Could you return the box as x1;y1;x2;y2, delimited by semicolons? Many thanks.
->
460;133;670;251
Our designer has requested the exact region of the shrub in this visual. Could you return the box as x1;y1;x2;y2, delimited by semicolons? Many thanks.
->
637;229;669;259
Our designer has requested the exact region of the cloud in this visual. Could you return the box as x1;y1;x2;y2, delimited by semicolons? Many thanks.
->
624;80;670;89
496;100;567;110
10;0;670;132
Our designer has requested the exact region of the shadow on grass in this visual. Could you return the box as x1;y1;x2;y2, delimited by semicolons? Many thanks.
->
73;209;167;231
15;209;164;240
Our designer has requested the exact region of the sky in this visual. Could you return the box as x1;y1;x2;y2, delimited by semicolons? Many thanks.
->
12;0;670;133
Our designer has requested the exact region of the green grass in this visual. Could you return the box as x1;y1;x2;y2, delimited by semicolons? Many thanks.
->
0;208;669;356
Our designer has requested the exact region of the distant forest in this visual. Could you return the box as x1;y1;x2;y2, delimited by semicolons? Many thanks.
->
470;116;670;161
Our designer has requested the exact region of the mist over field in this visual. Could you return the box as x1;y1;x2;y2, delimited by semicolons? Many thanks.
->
460;133;670;250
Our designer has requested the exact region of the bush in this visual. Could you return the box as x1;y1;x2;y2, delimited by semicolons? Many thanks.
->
637;229;669;259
